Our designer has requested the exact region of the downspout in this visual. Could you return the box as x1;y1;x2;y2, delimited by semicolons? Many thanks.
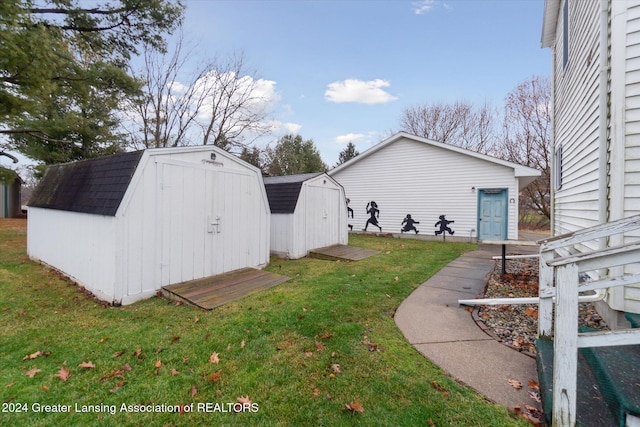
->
595;0;610;303
597;0;610;230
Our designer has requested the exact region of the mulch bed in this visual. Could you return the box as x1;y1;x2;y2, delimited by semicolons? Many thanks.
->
475;257;609;357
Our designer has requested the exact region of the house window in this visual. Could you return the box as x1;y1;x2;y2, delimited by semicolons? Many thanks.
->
554;144;563;190
562;0;569;69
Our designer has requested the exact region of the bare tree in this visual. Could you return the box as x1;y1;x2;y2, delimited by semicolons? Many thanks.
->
127;37;273;151
399;101;497;154
498;75;551;221
196;53;274;150
126;32;208;148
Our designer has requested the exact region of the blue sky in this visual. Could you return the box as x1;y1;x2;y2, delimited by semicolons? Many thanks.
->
3;0;551;171
179;0;551;166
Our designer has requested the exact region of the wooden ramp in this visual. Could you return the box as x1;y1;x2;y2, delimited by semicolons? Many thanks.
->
309;244;379;261
162;268;290;310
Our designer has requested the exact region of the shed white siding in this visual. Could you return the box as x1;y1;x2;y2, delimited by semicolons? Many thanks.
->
267;174;347;259
27;146;270;305
329;133;539;241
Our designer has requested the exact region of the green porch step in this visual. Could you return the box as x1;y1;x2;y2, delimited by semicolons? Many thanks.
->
624;312;640;329
579;326;640;427
536;337;617;427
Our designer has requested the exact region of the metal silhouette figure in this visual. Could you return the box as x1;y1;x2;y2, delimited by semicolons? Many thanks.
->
363;201;381;232
434;215;455;235
401;214;420;234
346;198;354;230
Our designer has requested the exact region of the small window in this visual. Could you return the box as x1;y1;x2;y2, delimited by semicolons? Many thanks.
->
562;0;569;69
554;144;563;190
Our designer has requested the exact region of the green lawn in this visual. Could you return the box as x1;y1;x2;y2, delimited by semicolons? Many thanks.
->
0;221;528;426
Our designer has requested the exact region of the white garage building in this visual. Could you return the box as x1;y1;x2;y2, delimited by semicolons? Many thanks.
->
329;132;540;242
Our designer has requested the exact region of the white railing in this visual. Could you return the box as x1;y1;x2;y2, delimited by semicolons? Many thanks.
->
537;214;640;426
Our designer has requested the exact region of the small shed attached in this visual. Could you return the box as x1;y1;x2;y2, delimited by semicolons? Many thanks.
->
0;168;22;218
27;146;270;305
264;173;348;259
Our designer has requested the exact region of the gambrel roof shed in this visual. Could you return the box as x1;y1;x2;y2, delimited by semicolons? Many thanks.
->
27;146;271;305
329;132;540;241
264;173;348;259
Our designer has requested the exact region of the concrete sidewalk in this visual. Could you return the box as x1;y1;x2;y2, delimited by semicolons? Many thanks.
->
394;244;541;411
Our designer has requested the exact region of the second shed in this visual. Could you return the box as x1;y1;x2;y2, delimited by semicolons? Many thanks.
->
264;173;348;259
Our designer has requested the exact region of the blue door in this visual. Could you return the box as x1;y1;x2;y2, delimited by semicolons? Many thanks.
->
478;189;508;240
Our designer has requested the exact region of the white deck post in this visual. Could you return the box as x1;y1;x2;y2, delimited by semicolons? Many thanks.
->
552;262;579;427
538;248;554;337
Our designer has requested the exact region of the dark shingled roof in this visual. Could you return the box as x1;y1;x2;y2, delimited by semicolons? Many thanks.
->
263;173;322;214
28;151;144;216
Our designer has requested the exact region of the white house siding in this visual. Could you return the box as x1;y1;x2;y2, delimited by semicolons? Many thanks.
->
551;0;602;241
620;2;640;312
331;137;520;241
27;208;118;302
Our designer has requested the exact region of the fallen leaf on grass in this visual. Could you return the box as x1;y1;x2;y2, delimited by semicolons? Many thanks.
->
344;401;364;413
112;350;125;358
331;364;341;373
315;342;326;352
5;382;15;388
312;388;321;396
171;336;181;343
508;379;523;390
25;367;41;378
237;395;252;405
99;337;108;343
209;352;220;364
55;367;70;381
171;368;179;376
208;370;222;383
110;380;125;393
154;360;162;368
191;385;198;397
41;385;49;391
22;351;49;361
79;361;95;369
431;381;448;392
240;340;245;349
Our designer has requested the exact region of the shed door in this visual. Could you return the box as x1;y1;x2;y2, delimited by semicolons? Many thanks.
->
158;162;225;286
478;189;508;240
305;185;341;251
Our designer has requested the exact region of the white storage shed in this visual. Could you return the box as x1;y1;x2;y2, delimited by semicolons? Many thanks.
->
27;146;270;305
264;173;348;259
329;132;540;242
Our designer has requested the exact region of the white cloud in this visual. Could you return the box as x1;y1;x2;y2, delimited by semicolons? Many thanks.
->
325;79;398;105
335;133;365;144
412;0;436;15
266;120;302;135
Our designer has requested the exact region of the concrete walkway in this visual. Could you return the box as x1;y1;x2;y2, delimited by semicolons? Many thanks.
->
395;243;542;411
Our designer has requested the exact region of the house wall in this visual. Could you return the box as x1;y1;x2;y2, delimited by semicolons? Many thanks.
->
547;0;640;314
550;0;602;239
27;207;118;302
330;137;519;240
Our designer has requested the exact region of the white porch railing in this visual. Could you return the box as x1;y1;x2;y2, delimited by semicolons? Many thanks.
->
537;214;640;426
